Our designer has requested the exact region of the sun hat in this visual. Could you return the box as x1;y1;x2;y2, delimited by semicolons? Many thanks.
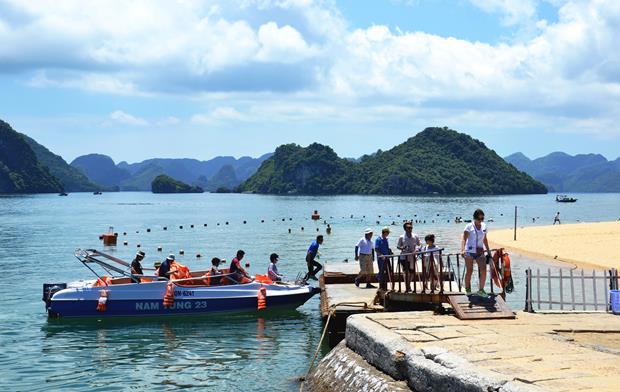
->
167;254;175;261
364;228;373;234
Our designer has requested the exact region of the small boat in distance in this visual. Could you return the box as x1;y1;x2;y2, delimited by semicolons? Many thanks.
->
43;249;319;318
93;191;102;195
58;192;68;196
556;195;577;203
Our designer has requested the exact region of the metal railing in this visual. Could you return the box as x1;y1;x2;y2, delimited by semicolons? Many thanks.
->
379;249;508;296
524;267;619;312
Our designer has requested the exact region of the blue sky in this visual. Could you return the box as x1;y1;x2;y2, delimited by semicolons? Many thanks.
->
0;0;619;163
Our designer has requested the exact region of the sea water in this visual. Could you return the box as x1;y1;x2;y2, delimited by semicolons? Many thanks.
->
1;192;619;391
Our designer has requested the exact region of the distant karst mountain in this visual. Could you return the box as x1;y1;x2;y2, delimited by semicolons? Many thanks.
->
504;152;620;192
151;174;203;194
21;134;101;192
0;120;64;193
71;154;130;188
72;153;272;191
239;127;547;195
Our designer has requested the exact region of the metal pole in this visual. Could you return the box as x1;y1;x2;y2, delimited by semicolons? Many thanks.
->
513;205;517;241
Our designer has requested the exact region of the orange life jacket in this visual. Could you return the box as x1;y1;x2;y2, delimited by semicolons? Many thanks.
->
257;286;267;310
96;289;109;312
93;276;112;287
163;282;175;308
255;274;273;285
170;261;191;280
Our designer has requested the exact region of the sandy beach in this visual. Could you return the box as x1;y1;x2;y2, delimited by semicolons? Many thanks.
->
490;221;620;270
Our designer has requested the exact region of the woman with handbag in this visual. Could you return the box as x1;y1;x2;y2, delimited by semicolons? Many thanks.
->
460;209;491;297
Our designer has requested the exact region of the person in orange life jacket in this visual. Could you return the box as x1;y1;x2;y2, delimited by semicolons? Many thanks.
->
230;250;251;283
158;254;178;279
130;250;145;283
267;253;283;282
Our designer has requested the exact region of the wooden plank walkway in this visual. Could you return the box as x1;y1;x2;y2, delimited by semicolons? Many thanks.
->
448;294;516;320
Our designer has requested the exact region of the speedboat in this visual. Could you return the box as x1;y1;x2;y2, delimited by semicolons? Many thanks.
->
43;249;319;318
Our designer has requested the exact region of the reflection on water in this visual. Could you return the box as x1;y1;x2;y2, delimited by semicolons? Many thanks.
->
1;192;619;391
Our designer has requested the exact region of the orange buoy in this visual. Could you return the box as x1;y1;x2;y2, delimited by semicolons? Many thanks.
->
163;282;175;308
96;289;109;312
101;233;117;246
311;210;320;220
257;286;267;310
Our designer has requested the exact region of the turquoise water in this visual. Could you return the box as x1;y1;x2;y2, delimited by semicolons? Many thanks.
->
1;192;619;391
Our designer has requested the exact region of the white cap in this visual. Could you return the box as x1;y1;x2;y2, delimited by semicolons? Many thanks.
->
364;228;373;234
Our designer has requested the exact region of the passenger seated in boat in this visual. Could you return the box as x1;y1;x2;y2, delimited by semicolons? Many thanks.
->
130;250;146;283
208;257;223;285
230;250;252;284
158;254;178;280
267;253;283;282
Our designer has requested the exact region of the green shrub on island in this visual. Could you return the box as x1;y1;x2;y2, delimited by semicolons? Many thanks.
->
151;174;204;193
239;127;547;195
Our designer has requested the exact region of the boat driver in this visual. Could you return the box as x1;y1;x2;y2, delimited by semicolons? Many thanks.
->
130;250;145;283
158;254;178;279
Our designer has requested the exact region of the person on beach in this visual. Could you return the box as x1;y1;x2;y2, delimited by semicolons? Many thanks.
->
554;212;561;225
305;235;324;281
460;209;491;297
230;250;252;283
130;250;145;283
354;228;376;289
397;221;420;293
421;234;440;291
267;253;283;282
375;227;393;290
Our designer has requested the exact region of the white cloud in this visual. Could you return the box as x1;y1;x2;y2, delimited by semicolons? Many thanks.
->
191;107;247;124
2;0;620;139
109;110;148;126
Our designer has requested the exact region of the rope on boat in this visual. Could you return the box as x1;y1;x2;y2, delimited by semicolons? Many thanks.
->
300;301;371;385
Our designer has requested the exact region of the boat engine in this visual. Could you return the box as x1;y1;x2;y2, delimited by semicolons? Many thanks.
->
42;283;67;316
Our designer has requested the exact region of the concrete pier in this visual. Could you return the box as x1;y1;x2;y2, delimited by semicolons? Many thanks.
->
304;311;620;391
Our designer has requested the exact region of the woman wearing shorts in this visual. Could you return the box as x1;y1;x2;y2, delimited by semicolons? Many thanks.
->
460;209;491;297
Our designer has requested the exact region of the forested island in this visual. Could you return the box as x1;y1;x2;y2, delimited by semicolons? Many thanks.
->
239;127;547;195
151;174;204;193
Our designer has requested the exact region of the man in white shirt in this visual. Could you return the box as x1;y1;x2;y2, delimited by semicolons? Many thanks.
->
354;228;376;288
397;221;421;293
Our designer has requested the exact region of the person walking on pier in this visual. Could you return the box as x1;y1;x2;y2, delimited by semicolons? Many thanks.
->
354;228;376;289
375;227;393;290
397;221;420;293
460;209;491;297
305;235;324;281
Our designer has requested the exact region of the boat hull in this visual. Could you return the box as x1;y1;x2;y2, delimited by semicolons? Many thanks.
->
47;281;319;318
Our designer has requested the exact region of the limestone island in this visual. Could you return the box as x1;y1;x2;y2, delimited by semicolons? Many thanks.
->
151;174;204;194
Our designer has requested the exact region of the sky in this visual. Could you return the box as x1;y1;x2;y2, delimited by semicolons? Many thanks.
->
1;0;619;163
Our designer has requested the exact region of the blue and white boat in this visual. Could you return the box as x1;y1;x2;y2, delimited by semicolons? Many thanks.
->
43;249;319;318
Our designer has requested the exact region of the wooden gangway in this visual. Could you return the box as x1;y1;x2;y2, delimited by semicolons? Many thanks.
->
448;294;516;320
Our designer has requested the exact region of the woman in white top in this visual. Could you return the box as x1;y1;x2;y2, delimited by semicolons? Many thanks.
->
460;209;491;297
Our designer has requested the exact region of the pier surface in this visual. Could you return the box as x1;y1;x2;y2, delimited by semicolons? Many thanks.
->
342;311;619;391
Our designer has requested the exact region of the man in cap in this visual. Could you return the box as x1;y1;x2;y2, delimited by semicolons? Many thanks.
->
354;228;376;288
375;227;393;290
157;254;178;279
130;250;146;283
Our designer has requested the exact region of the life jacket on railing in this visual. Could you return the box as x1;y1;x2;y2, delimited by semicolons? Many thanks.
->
163;282;175;308
170;261;191;280
491;250;514;293
257;286;267;310
96;289;109;312
93;276;112;287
